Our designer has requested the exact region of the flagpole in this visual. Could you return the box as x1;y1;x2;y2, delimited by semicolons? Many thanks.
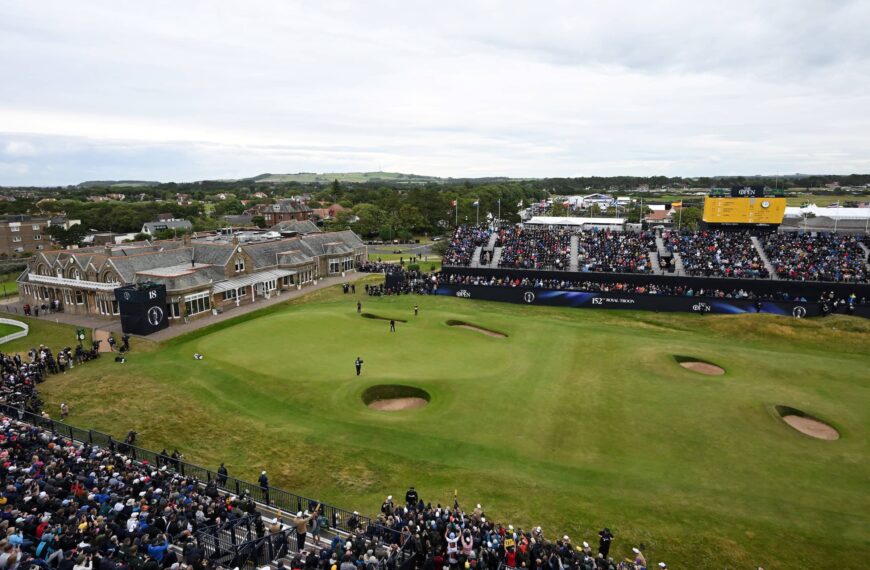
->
455;199;458;227
476;201;479;225
497;199;501;222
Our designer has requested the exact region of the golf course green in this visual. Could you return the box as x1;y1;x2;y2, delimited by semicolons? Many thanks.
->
17;279;869;569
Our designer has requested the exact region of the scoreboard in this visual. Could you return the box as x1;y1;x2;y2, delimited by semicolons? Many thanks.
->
702;196;786;225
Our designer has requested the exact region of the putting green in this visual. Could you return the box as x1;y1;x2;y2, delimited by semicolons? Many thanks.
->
35;282;870;569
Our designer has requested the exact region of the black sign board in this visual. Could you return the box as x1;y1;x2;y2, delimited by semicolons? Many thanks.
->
114;284;169;335
730;185;765;198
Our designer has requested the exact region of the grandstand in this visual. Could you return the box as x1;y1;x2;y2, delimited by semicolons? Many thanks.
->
441;224;870;316
444;224;869;283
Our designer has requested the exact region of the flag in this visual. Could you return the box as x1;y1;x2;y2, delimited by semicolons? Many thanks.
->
451;199;457;207
517;200;523;208
473;199;480;207
672;201;683;208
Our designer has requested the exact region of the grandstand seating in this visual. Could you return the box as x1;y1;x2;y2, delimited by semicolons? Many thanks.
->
576;229;655;273
762;232;868;282
495;227;572;270
442;226;493;267
443;224;870;283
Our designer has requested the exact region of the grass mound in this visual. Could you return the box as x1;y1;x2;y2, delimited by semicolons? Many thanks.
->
446;319;507;338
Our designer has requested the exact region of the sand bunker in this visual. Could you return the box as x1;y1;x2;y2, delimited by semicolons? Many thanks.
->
446;320;507;338
673;355;724;375
368;397;429;411
679;361;725;375
362;384;430;412
776;406;839;440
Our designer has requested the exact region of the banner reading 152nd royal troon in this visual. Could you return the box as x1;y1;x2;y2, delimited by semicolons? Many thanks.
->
114;284;170;335
435;284;869;318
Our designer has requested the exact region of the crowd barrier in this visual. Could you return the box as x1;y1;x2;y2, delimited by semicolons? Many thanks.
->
442;266;870;299
0;318;29;344
436;284;870;318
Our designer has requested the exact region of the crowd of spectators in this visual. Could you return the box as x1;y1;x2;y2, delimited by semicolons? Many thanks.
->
366;490;659;570
667;231;769;278
496;228;572;271
0;413;229;570
1;345;103;415
761;232;869;282
576;230;655;274
442;227;493;267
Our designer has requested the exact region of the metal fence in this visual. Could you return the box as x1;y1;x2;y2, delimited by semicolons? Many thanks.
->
195;515;297;569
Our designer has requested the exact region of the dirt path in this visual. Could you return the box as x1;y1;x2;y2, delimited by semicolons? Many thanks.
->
368;397;428;411
782;415;839;440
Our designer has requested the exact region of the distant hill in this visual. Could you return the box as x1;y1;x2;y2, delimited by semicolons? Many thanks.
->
77;180;160;188
248;171;446;184
246;172;521;184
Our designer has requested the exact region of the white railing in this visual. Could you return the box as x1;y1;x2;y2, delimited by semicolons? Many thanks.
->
27;274;118;291
0;318;28;345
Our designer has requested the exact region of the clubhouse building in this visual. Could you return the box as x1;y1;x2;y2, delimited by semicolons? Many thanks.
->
17;230;367;324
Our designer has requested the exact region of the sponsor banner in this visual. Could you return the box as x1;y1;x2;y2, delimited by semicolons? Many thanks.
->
436;285;870;318
730;185;765;198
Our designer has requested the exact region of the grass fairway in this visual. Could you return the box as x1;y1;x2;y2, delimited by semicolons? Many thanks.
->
32;282;870;569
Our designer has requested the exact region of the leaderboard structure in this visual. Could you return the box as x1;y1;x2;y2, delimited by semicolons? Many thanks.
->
701;186;787;229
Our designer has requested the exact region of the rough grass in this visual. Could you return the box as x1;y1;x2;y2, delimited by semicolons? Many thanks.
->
32;282;870;570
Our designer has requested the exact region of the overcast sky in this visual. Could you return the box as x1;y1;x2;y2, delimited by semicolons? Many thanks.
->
1;0;869;185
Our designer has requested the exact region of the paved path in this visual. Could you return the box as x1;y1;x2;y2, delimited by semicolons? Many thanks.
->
569;235;579;272
0;272;372;343
750;235;779;280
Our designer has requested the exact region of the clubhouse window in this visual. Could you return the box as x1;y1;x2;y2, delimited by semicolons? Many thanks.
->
223;288;247;301
234;258;245;273
185;291;211;315
75;290;84;305
168;301;181;319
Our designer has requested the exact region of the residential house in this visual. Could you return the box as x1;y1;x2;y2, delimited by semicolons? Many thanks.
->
0;215;49;256
141;219;193;237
